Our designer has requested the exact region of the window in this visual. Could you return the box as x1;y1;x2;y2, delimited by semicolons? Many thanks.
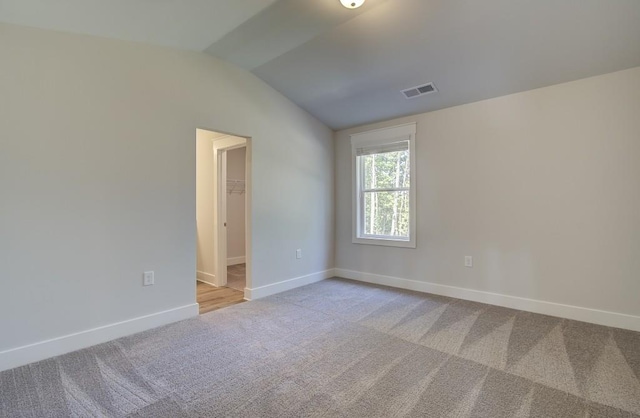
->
351;123;416;248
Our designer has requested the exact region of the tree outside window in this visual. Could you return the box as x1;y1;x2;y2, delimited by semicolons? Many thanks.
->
361;146;410;238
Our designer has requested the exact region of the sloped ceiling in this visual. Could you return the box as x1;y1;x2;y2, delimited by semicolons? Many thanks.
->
2;0;640;129
0;0;280;50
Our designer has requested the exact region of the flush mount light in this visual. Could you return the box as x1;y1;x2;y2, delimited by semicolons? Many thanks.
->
340;0;365;9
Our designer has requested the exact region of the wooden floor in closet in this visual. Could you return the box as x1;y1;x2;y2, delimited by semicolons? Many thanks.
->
197;281;245;314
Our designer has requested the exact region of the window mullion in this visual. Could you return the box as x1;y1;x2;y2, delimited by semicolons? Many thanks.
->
359;155;365;237
362;187;410;193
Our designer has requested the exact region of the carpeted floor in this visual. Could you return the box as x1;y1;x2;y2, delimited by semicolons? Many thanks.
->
2;278;639;417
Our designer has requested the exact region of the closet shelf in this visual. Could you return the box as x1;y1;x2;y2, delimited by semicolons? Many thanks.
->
226;179;245;195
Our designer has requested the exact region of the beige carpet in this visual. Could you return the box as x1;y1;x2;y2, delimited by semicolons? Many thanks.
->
1;278;639;417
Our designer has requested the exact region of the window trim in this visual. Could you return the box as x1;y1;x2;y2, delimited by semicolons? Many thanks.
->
351;123;417;248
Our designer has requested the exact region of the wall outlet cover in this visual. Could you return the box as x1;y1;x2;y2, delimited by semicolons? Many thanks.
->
464;256;473;268
143;271;155;286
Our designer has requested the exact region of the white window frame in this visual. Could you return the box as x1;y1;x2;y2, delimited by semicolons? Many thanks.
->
351;122;416;248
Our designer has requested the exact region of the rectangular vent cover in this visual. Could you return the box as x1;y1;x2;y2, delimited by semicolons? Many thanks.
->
402;82;437;99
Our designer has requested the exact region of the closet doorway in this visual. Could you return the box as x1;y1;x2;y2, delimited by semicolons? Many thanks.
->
195;128;251;314
224;147;247;292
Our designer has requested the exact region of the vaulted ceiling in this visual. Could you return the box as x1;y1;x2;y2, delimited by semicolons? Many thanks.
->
2;0;640;129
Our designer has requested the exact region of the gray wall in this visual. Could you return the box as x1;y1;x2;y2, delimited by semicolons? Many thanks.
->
335;67;640;318
0;22;334;353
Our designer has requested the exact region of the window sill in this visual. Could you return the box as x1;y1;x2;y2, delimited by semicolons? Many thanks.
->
352;236;416;249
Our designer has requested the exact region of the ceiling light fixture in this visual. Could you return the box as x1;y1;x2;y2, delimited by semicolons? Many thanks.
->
340;0;365;9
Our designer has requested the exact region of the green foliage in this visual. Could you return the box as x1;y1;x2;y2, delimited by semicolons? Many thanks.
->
361;149;410;237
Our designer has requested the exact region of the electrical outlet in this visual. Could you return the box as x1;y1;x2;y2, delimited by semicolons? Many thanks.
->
296;249;302;259
464;256;473;268
143;271;155;286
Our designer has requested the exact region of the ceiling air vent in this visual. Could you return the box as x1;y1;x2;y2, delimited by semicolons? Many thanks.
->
402;82;437;99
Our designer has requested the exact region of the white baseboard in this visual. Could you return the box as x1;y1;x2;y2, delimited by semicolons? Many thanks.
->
245;269;335;300
196;280;218;288
197;271;216;286
0;303;199;373
334;269;640;332
227;256;246;266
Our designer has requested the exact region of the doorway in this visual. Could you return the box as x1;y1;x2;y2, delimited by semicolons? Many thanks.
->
224;146;247;292
195;128;251;314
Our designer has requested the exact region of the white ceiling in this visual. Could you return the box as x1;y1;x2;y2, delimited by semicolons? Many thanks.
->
2;0;640;130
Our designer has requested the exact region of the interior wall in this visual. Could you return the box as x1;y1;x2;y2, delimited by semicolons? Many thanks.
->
226;147;246;261
335;66;640;319
195;131;215;279
0;22;334;355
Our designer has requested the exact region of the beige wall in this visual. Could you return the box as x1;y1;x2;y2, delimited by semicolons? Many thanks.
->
195;131;215;278
335;67;640;318
226;147;246;260
0;22;334;354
